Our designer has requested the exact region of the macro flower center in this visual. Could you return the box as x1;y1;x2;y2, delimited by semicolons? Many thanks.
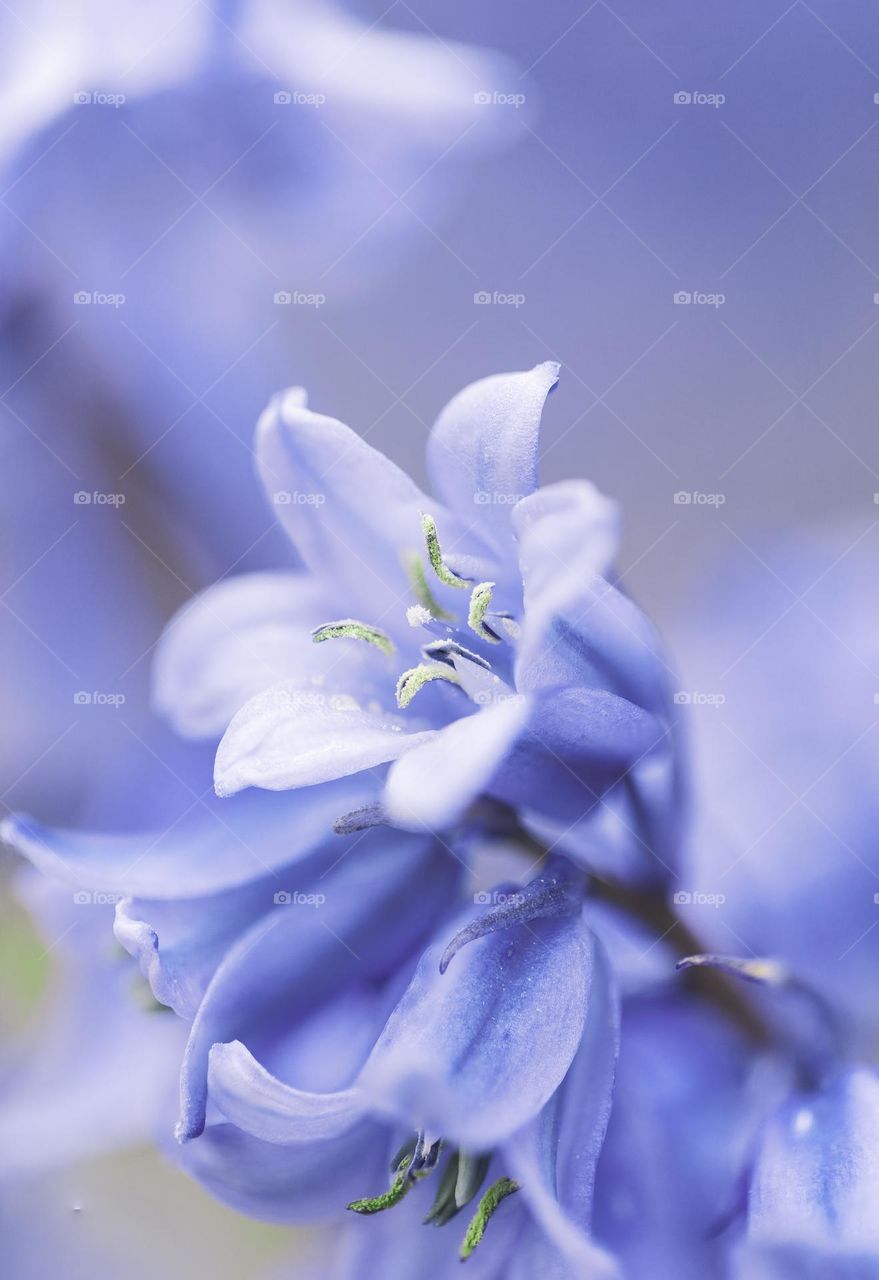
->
312;512;515;711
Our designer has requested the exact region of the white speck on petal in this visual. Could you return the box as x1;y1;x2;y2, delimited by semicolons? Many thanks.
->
793;1108;814;1136
407;605;432;627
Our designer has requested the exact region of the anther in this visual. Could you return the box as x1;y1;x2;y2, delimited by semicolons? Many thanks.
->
421;514;470;589
467;582;502;644
312;619;394;656
459;1177;519;1260
396;662;462;710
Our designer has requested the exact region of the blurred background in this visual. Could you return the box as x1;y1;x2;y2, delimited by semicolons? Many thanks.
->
2;1;878;1274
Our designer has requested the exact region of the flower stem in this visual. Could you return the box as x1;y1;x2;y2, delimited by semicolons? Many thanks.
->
587;875;771;1045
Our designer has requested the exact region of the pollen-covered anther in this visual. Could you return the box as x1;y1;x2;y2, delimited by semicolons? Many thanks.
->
312;619;395;656
468;582;502;644
396;662;462;710
459;1176;519;1260
421;513;470;589
333;803;386;834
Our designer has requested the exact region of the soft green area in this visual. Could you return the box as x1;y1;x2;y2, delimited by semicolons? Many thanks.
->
0;895;52;1031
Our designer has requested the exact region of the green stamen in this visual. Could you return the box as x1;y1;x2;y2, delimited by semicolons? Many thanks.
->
455;1152;492;1210
424;1152;461;1226
422;514;469;589
348;1156;429;1215
468;582;501;644
459;1177;519;1260
396;662;462;709
312;619;395;657
405;551;454;621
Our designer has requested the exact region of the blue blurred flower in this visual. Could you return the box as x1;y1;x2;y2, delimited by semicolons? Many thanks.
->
0;0;518;571
2;358;683;1272
739;1067;879;1279
155;362;682;884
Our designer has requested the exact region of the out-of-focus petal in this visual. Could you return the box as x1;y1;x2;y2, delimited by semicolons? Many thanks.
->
1;778;368;897
177;834;458;1140
152;570;340;739
506;939;619;1275
214;681;433;797
427;362;559;560
175;1118;387;1226
593;994;785;1280
514;489;672;716
256;388;446;622
742;1069;879;1275
382;695;530;832
358;908;601;1150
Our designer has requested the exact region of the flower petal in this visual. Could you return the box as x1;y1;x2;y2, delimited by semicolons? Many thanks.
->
358;908;600;1149
152;570;341;740
592;995;784;1278
746;1069;879;1261
177;833;459;1140
174;1118;387;1226
207;1040;365;1144
514;487;672;715
256;388;437;621
427;362;560;558
214;681;433;797
504;938;619;1274
1;778;368;897
382;695;530;832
